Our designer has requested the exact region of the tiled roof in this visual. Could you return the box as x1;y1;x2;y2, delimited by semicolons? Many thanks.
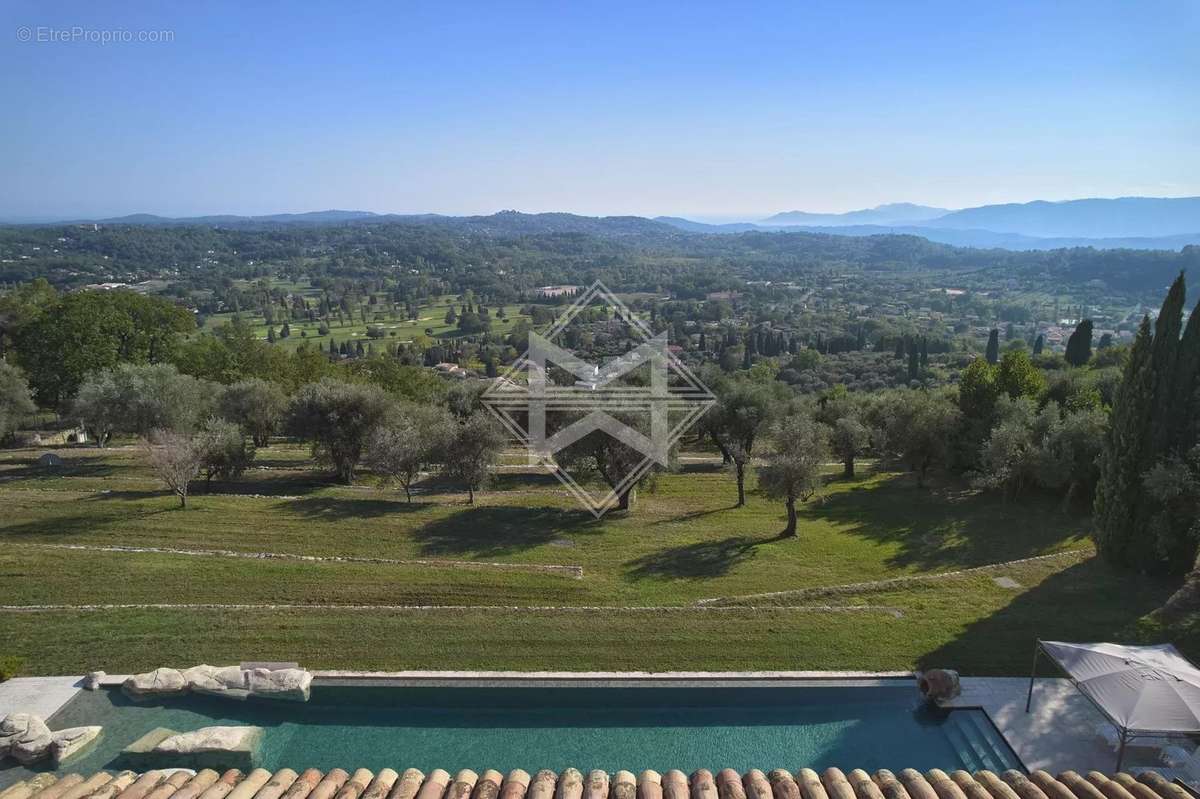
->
0;767;1190;799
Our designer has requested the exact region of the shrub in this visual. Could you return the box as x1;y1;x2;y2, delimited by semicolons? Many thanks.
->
0;655;26;681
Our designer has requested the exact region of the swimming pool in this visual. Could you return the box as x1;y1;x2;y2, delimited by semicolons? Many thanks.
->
2;680;1022;784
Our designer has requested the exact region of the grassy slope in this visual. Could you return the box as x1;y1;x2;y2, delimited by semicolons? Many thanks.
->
0;444;1179;675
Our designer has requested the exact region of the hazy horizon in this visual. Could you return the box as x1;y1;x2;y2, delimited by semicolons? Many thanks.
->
2;0;1197;219
7;194;1200;227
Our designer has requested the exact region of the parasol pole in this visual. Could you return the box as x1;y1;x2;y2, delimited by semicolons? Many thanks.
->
1025;640;1041;712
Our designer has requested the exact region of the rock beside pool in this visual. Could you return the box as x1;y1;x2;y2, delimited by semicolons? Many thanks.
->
116;664;310;702
51;726;103;765
11;731;53;765
157;726;262;757
0;713;53;764
247;668;312;702
123;667;189;700
182;664;240;692
185;665;252;700
215;666;250;689
83;671;106;690
122;726;262;771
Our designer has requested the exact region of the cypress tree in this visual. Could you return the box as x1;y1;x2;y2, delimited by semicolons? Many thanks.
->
985;329;1000;364
1064;320;1094;366
1032;334;1044;356
1094;316;1155;567
1095;272;1194;573
1146;274;1187;457
1150;294;1200;569
919;337;929;368
1171;299;1200;451
907;346;919;381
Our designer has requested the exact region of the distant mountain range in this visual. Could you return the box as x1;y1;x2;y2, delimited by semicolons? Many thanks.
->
47;209;670;238
83;209;383;226
8;196;1198;252
923;196;1200;238
746;196;1200;248
762;203;949;227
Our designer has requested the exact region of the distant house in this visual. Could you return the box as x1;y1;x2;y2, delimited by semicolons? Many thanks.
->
433;362;470;379
536;285;580;298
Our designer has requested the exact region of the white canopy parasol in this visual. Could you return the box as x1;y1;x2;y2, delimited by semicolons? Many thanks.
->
1027;640;1200;769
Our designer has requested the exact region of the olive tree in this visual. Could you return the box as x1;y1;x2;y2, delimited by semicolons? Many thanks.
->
831;417;871;479
758;413;829;537
73;363;217;447
555;409;677;513
814;388;872;479
442;413;507;503
971;397;1043;500
143;428;203;508
365;404;455;502
194;417;255;485
709;379;780;507
0;360;36;442
218;378;287;447
286;379;395;484
878;389;962;488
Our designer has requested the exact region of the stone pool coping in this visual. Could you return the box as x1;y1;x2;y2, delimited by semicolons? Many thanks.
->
0;676;83;721
307;670;918;687
5;670;920;721
89;670;917;688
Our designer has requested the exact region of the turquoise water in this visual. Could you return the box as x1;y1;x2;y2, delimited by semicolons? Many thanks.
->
0;684;1021;786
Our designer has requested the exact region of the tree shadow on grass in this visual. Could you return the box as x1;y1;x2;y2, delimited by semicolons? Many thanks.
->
809;473;1091;572
0;459;116;483
648;504;739;526
0;507;176;537
487;471;568;490
283;496;419;520
624;535;767;580
201;471;330;496
413;505;601;558
918;557;1180;674
677;461;728;475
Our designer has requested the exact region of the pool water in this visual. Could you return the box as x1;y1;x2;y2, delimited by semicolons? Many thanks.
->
1;683;1022;784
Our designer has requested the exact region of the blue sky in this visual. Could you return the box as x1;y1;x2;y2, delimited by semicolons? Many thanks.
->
1;0;1197;220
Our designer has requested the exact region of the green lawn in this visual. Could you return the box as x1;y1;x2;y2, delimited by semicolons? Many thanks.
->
0;443;1181;675
195;292;531;350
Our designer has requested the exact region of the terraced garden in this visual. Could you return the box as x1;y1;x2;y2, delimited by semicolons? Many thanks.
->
0;443;1180;675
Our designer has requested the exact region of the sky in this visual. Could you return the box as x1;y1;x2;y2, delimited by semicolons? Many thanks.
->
1;0;1198;221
